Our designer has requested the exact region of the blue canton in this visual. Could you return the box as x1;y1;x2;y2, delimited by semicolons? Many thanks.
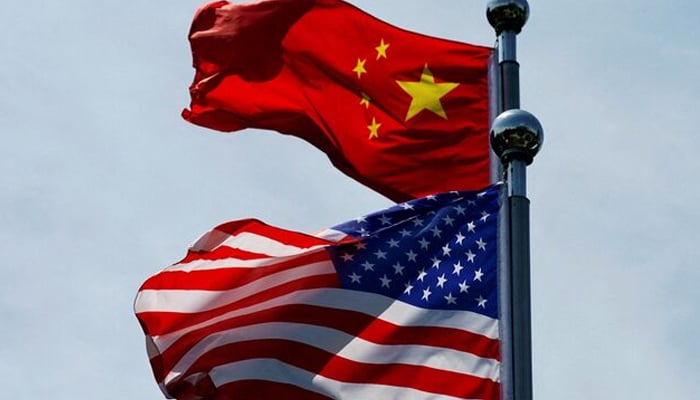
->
327;185;501;319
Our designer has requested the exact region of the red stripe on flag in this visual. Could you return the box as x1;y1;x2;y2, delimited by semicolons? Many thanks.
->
170;339;499;400
154;302;499;374
215;380;332;400
140;251;331;291
137;274;338;335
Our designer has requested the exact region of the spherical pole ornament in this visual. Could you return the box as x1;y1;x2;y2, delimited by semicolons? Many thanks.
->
490;109;543;165
486;0;530;34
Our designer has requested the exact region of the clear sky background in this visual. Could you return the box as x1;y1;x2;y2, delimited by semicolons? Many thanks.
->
2;0;698;398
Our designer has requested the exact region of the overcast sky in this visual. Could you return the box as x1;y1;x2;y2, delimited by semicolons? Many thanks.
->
2;0;698;399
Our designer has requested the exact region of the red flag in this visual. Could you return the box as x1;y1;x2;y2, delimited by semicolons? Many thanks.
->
135;186;502;399
183;0;492;202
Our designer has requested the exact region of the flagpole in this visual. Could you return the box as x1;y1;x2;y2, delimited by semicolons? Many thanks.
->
486;1;543;400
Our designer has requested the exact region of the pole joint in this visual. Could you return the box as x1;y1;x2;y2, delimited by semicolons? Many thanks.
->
490;109;543;167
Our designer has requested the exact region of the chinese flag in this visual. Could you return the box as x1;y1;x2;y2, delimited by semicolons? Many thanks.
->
183;0;493;202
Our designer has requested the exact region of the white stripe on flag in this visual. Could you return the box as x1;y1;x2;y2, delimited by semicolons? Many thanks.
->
149;288;498;353
208;358;473;400
164;249;327;272
135;261;335;314
165;321;499;385
192;229;327;256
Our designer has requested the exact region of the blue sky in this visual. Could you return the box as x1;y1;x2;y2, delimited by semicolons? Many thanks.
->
1;0;698;398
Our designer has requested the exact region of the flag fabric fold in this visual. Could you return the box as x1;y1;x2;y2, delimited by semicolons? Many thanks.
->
135;184;502;399
183;0;493;202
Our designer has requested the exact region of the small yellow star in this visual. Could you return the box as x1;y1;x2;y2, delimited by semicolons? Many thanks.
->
375;39;389;60
367;117;381;139
396;64;459;121
360;92;371;108
353;58;367;79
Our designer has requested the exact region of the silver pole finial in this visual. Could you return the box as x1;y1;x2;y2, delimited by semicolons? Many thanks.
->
486;0;530;34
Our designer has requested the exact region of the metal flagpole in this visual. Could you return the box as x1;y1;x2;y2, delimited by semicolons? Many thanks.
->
485;1;543;400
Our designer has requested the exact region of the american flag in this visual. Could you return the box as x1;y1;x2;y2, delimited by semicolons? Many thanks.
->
135;184;502;399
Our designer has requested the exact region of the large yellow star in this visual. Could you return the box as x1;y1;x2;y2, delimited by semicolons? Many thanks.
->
396;64;459;121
